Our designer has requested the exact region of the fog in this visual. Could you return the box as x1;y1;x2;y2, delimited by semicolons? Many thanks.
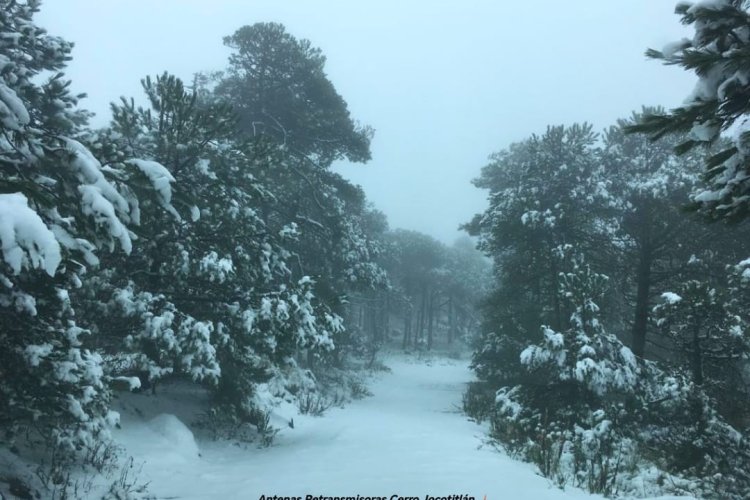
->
35;0;695;243
7;2;750;497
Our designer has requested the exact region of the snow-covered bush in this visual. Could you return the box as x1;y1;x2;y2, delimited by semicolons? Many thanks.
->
481;255;642;495
653;279;745;387
462;381;498;424
471;252;750;498
470;328;527;387
493;389;642;495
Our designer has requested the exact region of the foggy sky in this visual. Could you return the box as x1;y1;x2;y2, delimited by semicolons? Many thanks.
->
37;1;694;243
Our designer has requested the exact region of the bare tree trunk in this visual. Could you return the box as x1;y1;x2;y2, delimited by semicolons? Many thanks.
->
416;288;427;349
402;308;410;350
427;291;435;350
382;294;390;341
448;295;455;344
369;300;377;344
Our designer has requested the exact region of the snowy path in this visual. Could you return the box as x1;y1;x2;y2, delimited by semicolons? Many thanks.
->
117;357;593;499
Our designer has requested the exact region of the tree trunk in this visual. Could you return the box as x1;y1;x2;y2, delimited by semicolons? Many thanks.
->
691;320;704;385
550;258;563;331
381;294;389;341
416;287;427;348
448;295;455;344
369;300;377;343
306;348;315;370
631;244;652;358
427;291;435;350
357;302;365;330
402;309;410;350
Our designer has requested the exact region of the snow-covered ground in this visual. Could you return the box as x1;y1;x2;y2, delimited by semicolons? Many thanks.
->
113;355;602;499
113;356;693;500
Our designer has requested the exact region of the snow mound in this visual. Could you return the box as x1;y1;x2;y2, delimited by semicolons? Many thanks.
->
148;413;199;458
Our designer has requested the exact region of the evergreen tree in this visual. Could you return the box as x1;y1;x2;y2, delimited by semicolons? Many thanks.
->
384;230;445;350
491;252;641;495
653;278;744;387
519;250;639;399
442;237;491;345
652;254;749;422
214;23;386;354
628;0;750;222
465;124;605;385
0;0;147;458
602;109;710;358
465;116;750;496
216;22;372;167
87;73;342;430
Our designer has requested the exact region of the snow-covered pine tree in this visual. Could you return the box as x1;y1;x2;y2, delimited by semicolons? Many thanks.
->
492;250;640;494
519;249;639;398
723;257;750;417
213;24;387;367
654;279;744;386
0;0;143;459
87;73;343;432
216;22;373;167
629;0;750;222
601;109;712;358
465;124;607;386
484;247;750;497
81;74;233;389
652;253;749;423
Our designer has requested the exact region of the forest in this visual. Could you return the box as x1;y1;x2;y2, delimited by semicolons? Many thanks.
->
1;1;750;499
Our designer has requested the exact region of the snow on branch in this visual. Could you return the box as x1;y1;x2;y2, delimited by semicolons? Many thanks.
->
126;159;181;220
0;193;61;276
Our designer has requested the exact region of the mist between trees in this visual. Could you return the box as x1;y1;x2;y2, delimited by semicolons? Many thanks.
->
1;1;750;499
0;3;491;497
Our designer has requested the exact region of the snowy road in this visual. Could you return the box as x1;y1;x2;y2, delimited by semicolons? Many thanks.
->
118;357;593;499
